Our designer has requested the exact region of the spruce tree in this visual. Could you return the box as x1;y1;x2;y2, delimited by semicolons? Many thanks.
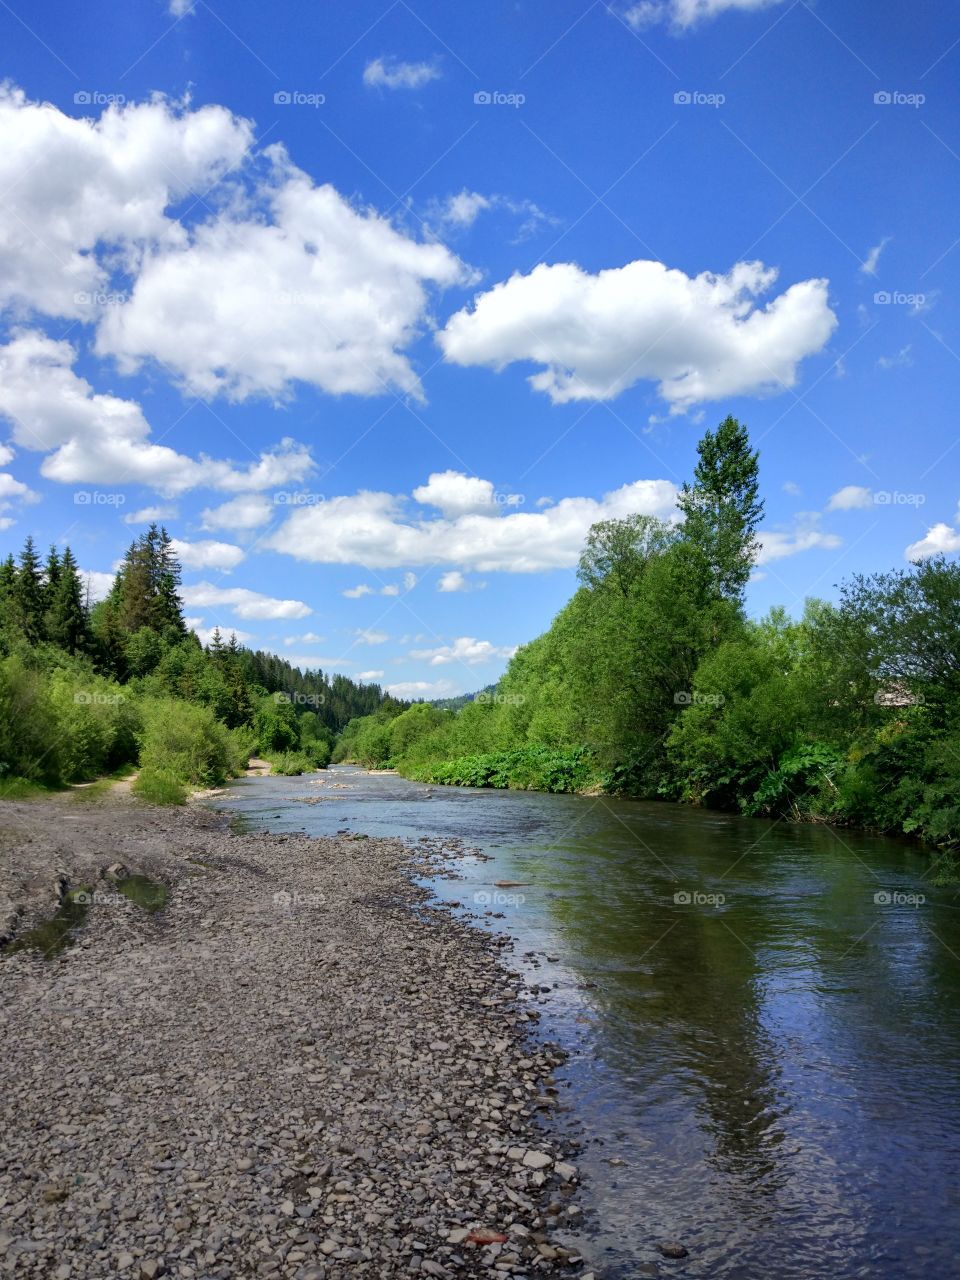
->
677;415;764;603
46;547;88;652
14;536;44;641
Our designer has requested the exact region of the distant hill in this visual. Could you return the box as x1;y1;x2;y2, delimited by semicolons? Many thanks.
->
430;684;496;712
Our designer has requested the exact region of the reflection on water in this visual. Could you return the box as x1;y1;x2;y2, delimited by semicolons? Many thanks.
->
212;766;960;1278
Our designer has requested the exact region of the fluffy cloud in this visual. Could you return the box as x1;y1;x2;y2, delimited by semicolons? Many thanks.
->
79;570;116;603
0;86;251;321
363;58;441;90
410;637;517;666
170;538;245;571
283;632;326;646
437;570;468;592
0;470;39;516
0;331;314;495
624;0;786;29
756;529;843;564
387;679;456;698
412;471;515;517
357;670;385;681
0;88;465;406
265;473;679;573
201;494;274;531
180;582;311;619
355;628;390;645
429;190;553;240
905;524;960;561
97;152;466;402
827;485;874;511
438;259;836;410
343;584;374;599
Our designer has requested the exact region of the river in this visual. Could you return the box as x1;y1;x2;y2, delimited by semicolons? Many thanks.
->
211;765;960;1279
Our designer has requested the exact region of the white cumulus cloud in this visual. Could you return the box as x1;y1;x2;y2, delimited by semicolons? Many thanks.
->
438;258;836;411
0;331;314;495
201;494;274;531
123;504;178;525
905;523;960;561
180;582;311;619
170;538;245;572
265;473;679;573
410;637;518;666
437;570;468;592
827;485;873;511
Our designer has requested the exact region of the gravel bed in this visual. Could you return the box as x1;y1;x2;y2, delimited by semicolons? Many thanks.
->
0;795;590;1279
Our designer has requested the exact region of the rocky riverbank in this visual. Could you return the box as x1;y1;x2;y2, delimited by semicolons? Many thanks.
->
0;791;590;1279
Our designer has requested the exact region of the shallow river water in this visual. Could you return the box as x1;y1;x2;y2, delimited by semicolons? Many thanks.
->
212;765;960;1279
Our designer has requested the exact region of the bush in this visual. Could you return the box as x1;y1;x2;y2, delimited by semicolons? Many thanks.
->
263;750;317;776
133;767;188;805
137;698;233;788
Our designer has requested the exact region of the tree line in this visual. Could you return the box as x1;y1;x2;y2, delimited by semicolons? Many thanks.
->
336;417;960;869
0;525;403;801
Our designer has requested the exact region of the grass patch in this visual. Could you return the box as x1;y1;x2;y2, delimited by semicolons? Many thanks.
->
133;767;188;806
0;776;57;801
262;751;318;777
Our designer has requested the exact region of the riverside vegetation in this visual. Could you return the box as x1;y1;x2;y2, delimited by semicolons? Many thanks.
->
0;524;404;802
336;417;960;870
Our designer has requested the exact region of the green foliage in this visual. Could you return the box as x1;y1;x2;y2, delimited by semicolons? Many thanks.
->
133;767;188;805
263;750;319;776
136;699;234;789
411;746;596;792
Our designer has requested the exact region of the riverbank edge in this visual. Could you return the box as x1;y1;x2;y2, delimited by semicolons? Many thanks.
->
0;788;593;1279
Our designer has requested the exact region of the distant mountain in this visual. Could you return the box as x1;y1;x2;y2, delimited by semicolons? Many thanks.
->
430;684;496;712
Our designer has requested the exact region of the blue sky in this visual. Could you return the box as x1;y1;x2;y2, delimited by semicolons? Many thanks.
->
0;0;957;697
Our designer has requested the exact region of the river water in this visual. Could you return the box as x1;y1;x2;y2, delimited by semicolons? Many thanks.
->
211;766;960;1279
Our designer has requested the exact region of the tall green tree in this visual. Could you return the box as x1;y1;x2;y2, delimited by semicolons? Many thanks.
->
14;536;44;642
45;547;88;653
677;415;764;602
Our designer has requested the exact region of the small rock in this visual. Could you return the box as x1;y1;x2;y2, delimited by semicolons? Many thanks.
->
522;1150;552;1170
236;1157;253;1172
658;1240;689;1259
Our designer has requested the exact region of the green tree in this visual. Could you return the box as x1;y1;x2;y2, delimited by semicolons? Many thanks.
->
677;415;764;602
45;547;88;653
13;536;44;642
